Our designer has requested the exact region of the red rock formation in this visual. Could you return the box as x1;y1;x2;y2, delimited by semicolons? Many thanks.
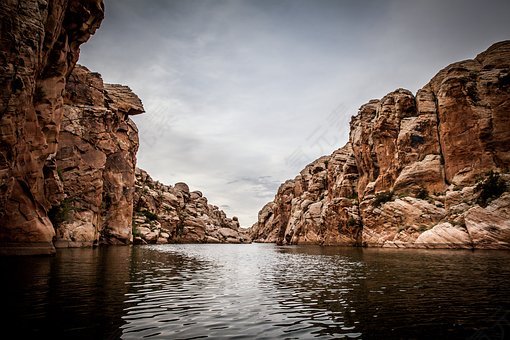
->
251;145;361;246
53;65;144;248
252;41;510;249
0;0;104;255
133;168;251;244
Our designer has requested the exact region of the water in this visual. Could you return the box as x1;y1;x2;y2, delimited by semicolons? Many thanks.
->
1;244;509;339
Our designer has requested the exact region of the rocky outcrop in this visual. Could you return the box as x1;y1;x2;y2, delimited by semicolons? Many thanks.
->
52;65;143;248
133;168;251;244
251;145;361;246
0;0;104;255
252;41;510;249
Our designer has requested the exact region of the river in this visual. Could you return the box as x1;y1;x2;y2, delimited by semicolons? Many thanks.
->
1;244;509;339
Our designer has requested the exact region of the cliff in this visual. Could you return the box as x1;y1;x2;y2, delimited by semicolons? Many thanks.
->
53;64;143;248
252;41;510;249
0;0;104;255
133;168;251;244
52;67;249;247
0;0;249;254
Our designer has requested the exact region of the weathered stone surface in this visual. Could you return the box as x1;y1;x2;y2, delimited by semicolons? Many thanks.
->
464;192;510;249
429;41;510;185
251;145;361;246
103;84;144;115
133;168;251;244
53;65;143;248
415;223;472;249
252;41;510;249
360;197;445;247
0;0;104;255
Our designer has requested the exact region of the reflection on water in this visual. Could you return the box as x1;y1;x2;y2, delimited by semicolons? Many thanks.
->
0;247;131;338
1;244;510;339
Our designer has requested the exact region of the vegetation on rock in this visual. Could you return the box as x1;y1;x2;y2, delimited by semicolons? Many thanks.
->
476;171;507;207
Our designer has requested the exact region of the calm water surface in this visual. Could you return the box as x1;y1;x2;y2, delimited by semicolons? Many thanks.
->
1;244;510;339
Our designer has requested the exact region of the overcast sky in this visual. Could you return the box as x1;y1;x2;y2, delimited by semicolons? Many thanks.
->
79;0;510;227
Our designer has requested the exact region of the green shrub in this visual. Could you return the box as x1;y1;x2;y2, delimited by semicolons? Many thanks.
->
132;223;140;237
48;197;73;227
141;209;158;221
176;222;184;236
372;191;394;207
418;225;430;232
476;171;507;207
347;192;358;200
416;187;429;200
57;168;64;181
347;216;357;227
451;219;466;229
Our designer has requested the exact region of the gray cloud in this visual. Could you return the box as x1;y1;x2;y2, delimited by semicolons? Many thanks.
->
80;0;510;226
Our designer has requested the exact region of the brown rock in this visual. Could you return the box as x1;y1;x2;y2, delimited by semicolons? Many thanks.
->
429;41;510;185
175;182;190;194
133;168;251;244
415;222;472;249
0;0;104;255
250;144;361;246
104;84;144;115
361;197;445;247
464;192;510;249
52;65;144;247
254;41;510;250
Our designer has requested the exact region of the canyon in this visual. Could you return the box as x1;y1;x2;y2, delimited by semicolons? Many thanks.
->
0;1;509;255
251;41;510;249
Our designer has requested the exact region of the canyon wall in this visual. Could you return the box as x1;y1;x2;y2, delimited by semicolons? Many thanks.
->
252;41;510;249
0;0;104;255
53;65;144;248
133;168;250;244
56;67;249;247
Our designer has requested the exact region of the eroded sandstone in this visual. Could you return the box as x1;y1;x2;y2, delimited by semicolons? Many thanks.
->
133;168;251;244
53;65;143;248
0;0;104;255
252;41;510;249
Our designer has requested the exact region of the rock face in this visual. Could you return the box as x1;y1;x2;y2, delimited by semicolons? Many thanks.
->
0;0;104;255
52;65;144;248
133;168;251;244
252;145;361;246
252;41;510;249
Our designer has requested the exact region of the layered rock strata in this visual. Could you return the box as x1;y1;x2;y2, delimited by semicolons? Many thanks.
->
252;41;510;249
133;168;251;244
0;0;104;255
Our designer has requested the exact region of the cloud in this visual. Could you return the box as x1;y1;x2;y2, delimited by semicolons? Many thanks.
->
79;0;510;226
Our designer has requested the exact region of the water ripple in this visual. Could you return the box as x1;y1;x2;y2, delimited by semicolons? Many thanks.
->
111;244;510;339
2;244;510;338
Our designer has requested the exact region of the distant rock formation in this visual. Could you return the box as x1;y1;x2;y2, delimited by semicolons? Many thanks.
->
53;65;144;248
251;41;510;249
133;168;251;244
0;0;104;255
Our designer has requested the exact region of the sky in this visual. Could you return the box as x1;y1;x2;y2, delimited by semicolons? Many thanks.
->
79;0;510;227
